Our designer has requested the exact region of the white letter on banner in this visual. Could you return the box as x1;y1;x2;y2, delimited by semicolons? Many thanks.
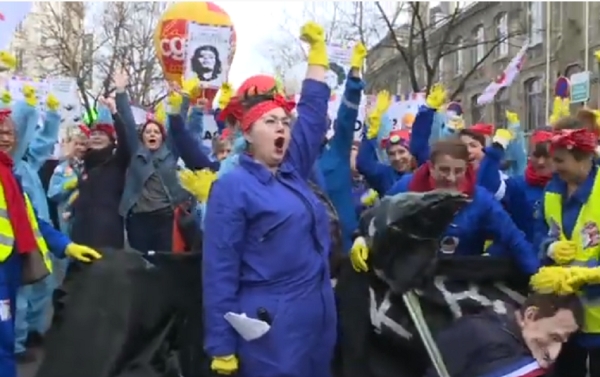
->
433;276;507;319
369;287;412;339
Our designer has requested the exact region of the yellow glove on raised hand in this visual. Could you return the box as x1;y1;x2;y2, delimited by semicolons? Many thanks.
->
0;51;16;72
361;189;379;207
426;84;446;110
67;190;79;206
210;355;238;375
65;243;102;263
46;94;60;112
166;91;183;115
350;236;370;273
530;266;576;295
63;178;78;191
547;240;578;265
366;112;382;140
0;90;11;106
22;84;37;107
505;110;519;125
218;82;233;109
492;129;514;150
182;77;201;97
300;22;328;68
559;98;571;117
375;90;392;114
566;267;600;287
179;169;217;203
350;42;367;70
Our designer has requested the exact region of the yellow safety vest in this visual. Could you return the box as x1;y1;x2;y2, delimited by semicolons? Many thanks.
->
0;184;52;273
544;170;600;333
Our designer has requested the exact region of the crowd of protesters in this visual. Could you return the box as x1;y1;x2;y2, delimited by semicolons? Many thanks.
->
0;20;599;377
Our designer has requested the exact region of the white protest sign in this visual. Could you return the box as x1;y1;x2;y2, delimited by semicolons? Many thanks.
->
184;22;232;90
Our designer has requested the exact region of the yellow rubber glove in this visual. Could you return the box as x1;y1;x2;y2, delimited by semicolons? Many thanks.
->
530;266;576;295
595;50;600;63
0;90;11;106
425;83;446;110
366;91;392;140
166;91;183;115
300;22;328;68
179;169;217;203
566;266;600;287
0;51;16;71
559;98;571;117
154;102;166;125
46;94;60;112
492;129;514;150
350;42;367;70
22;84;37;107
182;77;201;98
63;178;78;191
505;110;519;125
218;82;233;110
350;236;370;272
67;190;79;206
549;97;562;125
547;240;578;265
361;189;379;207
210;355;238;375
65;243;102;262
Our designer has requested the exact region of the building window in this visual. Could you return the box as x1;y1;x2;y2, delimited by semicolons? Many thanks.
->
528;2;543;46
525;78;544;130
495;13;509;57
455;37;464;75
494;88;509;127
473;25;485;64
471;94;483;123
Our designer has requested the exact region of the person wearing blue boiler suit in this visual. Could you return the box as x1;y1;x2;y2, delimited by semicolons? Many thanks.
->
386;139;540;275
203;24;335;377
0;108;101;377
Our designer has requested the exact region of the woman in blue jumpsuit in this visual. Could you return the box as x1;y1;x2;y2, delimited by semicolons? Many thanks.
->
203;23;335;377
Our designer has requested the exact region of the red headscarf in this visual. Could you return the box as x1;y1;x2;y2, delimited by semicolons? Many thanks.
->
240;94;296;132
218;75;280;123
93;123;116;140
0;120;38;254
525;130;553;187
550;128;597;154
408;162;476;197
469;123;495;137
78;124;91;137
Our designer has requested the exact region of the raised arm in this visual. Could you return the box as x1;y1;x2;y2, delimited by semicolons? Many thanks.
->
285;23;331;178
168;113;219;171
10;98;38;162
113;70;140;155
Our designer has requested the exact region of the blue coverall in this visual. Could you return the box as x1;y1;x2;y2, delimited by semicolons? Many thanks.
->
318;73;363;253
203;79;336;377
10;101;61;354
387;174;540;275
0;195;70;377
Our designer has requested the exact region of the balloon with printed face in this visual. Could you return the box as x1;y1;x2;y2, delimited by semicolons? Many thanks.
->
154;2;236;103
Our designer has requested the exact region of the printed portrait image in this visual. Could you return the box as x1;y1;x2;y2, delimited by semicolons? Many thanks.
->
190;45;223;82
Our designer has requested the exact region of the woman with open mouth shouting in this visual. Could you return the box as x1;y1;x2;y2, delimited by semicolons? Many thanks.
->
114;69;196;253
202;22;336;377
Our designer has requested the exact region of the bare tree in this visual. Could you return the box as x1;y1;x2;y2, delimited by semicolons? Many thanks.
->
374;2;527;99
94;2;168;107
30;2;102;114
260;2;405;79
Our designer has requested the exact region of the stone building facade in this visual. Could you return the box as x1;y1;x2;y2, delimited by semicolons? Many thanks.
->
365;2;600;131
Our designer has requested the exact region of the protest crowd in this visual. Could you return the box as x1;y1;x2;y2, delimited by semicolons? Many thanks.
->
3;3;600;377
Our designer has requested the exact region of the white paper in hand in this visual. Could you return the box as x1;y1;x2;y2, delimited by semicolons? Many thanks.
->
224;312;270;341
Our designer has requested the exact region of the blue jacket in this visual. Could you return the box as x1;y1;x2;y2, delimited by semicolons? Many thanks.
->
409;105;436;167
115;92;191;216
202;79;334;359
388;175;540;275
169;108;220;172
318;75;363;252
533;165;600;347
357;137;404;197
12;101;61;222
47;159;83;234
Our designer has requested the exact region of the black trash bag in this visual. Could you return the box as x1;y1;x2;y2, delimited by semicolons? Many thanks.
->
334;191;528;377
36;248;209;377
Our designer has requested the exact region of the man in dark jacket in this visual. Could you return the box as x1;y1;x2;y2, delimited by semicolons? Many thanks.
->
425;293;584;377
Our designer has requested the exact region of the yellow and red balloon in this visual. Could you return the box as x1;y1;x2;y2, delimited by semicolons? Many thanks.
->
154;2;236;103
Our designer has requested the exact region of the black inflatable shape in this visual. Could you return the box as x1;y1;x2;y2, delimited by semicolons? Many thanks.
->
36;249;208;377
